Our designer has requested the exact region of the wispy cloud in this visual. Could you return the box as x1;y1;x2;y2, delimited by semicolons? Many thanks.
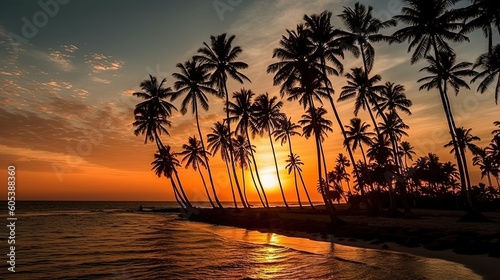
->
85;53;124;73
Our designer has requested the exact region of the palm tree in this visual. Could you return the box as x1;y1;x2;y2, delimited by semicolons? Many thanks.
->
273;116;303;208
461;0;500;55
399;141;416;172
151;146;192;208
286;154;315;208
418;51;477;202
338;68;384;134
172;59;223;208
228;88;269;207
473;147;498;187
445;127;481;193
303;11;364;197
132;106;171;149
179;136;216;208
196;33;250;208
393;0;474;210
335;153;353;194
344;118;375;170
378;82;413;116
207;121;238;208
471;44;500;104
233;135;261;207
133;75;177;123
253;93;289;208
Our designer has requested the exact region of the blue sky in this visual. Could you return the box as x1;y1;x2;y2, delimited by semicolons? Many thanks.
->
0;0;498;200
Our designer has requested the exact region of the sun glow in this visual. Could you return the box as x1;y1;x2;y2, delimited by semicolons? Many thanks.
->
260;172;279;190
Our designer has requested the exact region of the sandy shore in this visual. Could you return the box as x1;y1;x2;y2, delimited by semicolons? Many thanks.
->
185;206;500;279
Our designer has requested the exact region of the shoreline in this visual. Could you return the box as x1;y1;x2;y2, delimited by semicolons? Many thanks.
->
182;206;499;279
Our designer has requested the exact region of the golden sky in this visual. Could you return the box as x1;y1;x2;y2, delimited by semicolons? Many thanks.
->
0;0;498;202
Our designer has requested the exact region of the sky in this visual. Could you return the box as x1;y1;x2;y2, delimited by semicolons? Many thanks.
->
0;0;498;202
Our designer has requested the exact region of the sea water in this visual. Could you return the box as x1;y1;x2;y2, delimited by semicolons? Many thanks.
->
0;201;481;279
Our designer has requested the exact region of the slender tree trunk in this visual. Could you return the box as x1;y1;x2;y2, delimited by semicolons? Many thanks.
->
320;57;366;199
267;126;289;208
173;170;192;208
298;170;315;209
223;81;248;208
241;166;251;207
171;178;187;209
196;161;216;208
246;128;269;207
194;104;223;208
287;139;302;209
487;173;493;188
249;164;266;207
224;159;238;208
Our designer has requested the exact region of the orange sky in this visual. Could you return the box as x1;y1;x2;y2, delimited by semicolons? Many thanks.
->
0;0;498;202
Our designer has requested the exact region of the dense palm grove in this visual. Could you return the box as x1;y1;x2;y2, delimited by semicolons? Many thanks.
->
132;0;500;221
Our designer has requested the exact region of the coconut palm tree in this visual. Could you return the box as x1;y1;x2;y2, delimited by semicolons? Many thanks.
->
196;33;250;208
344;118;375;169
378;82;413;116
132;106;171;149
303;11;364;197
172;59;223;208
207;121;238;208
273;116;303;208
338;68;384;131
399;141;416;172
252;93;289;208
233;135;261;207
228;88;269;207
471;44;500;104
286;154;315;208
461;0;500;55
418;51;477;201
335;153;352;194
133;75;177;122
473;147;498;187
393;0;474;210
152;146;192;208
179;136;216;208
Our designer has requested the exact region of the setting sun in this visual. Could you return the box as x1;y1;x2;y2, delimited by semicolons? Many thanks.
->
260;171;279;191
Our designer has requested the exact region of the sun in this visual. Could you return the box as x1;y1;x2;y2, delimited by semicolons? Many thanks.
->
260;173;278;190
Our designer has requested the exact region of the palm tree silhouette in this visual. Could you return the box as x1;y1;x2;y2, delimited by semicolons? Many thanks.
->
207;121;238;208
180;136;216;208
197;33;250;208
473;147;498;187
253;93;289;208
418;51;477;203
172;59;223;208
471;44;500;104
393;0;475;211
273;116;304;208
285;154;315;209
132;106;171;148
228;89;269;207
303;11;364;199
378;82;413;116
344;118;375;170
461;0;500;55
233;135;259;207
335;153;352;195
152;146;192;208
399;141;416;172
133;75;177;123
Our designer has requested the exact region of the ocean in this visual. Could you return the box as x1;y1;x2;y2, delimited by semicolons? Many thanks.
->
1;201;481;279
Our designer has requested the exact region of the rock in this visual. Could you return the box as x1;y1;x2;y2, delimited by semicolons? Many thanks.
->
382;244;389;250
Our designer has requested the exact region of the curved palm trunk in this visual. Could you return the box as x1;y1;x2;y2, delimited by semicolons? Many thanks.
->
171;178;187;209
195;161;216;208
173;170;192;208
249;164;266;207
241;166;251;207
319;140;334;211
246;129;269;207
298;169;315;209
224;158;238;208
487;173;493;188
429;37;472;210
320;57;366;200
267;126;289;208
286;139;302;208
223;82;248;208
194;104;223;208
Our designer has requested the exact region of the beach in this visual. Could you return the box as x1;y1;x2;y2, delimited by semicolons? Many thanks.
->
187;206;500;279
